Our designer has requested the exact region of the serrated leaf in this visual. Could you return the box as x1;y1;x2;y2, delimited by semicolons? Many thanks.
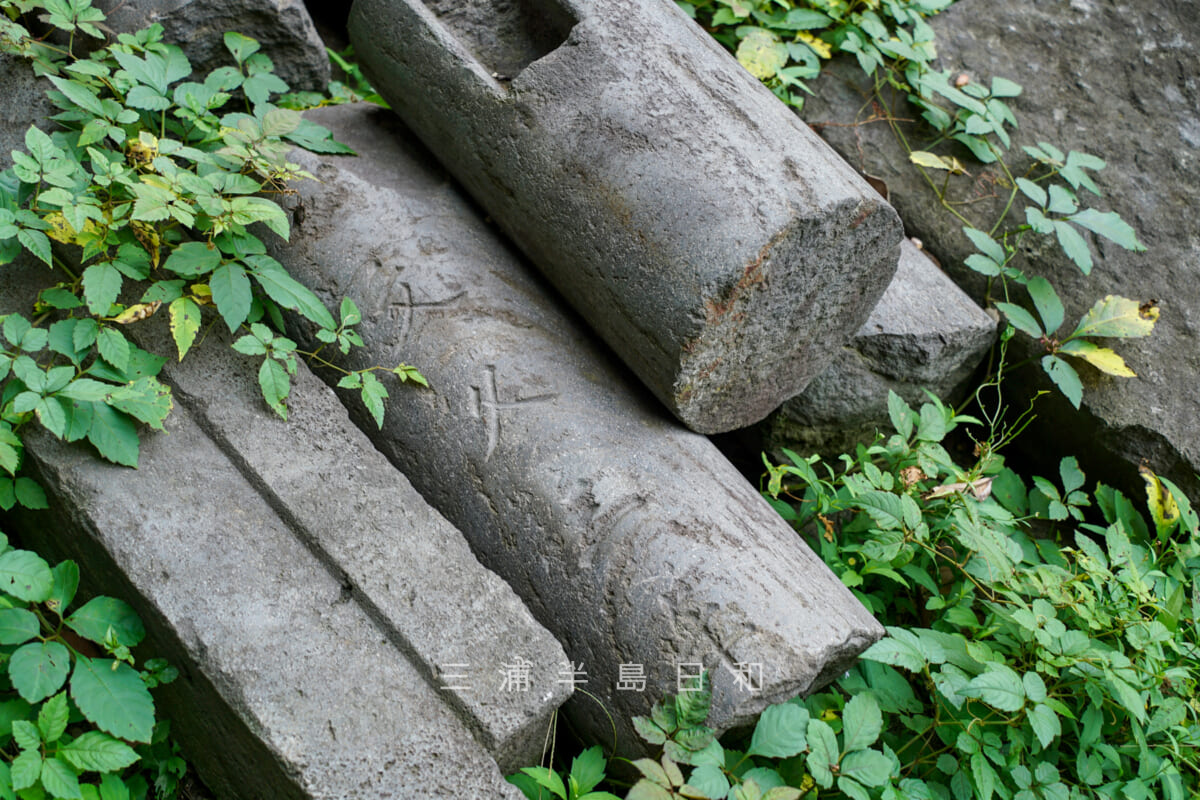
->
9;641;70;703
48;561;78;615
86;403;139;467
861;633;925;672
1028;703;1060;748
13;719;40;751
916;402;946;442
1071;295;1158;339
105;376;172;430
625;781;673;800
360;371;388;428
81;262;121;316
1069;208;1145;251
1026;277;1064;334
1015;178;1047;207
39;757;81;799
1042;356;1082;409
168;297;201;360
261;108;300;137
0;550;53;603
632;716;668;745
18;229;52;266
1053;220;1092;274
246;256;334;328
971;752;996;800
737;29;787;80
38;692;68;744
70;656;155;743
59;731;140;774
14;477;48;510
682;764;728;799
65;597;145;648
0;608;39;645
840;750;892;788
163;241;220;278
568;746;606;796
258;357;290;420
1058;340;1135;376
995;302;1044;338
11;748;41;792
856;491;906;530
806;719;838;788
748;703;808;758
209;262;251;333
960;664;1025;711
962;226;1005;263
910;150;964;172
842;694;883;751
887;390;914;440
96;328;129;373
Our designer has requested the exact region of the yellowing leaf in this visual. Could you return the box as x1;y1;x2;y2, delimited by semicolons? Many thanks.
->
1070;295;1158;339
909;151;966;174
737;30;787;80
43;213;99;246
795;31;832;59
1140;466;1180;537
111;301;161;325
1060;340;1136;377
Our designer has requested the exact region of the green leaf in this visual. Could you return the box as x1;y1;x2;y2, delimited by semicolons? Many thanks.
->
38;692;68;744
285;119;355;155
360;371;388;428
40;756;82;799
227;196;289;240
261;108;300;137
104;376;172;431
887;390;915;440
517;766;566;800
682;765;728;800
1041;355;1082;409
209;262;252;333
81;263;121;316
49;561;78;616
970;752;996;800
842;694;883;751
14;477;48;511
1068;208;1145;251
916;402;946;442
1026;277;1064;334
1027;703;1060;748
748;703;809;758
168;297;201;360
9;641;70;703
806;719;838;789
959;664;1025;711
569;746;606;796
0;550;53;603
861;632;926;672
1015;178;1047;207
70;657;155;744
11;748;41;792
0;608;40;645
1053;220;1093;274
86;404;140;467
58;732;139;773
96;328;129;374
246;256;334;328
18;229;52;266
258;357;290;420
962;225;1005;261
839;750;892;788
163;242;220;279
995;302;1044;338
13;719;40;751
65;597;145;648
223;32;261;64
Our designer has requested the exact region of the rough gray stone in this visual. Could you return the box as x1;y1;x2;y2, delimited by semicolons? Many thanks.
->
0;262;560;793
799;0;1200;498
347;0;903;433
94;0;330;91
0;53;54;171
268;103;884;753
10;406;525;800
767;239;996;456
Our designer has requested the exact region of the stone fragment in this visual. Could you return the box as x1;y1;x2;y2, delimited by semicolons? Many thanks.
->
766;239;996;456
800;0;1200;499
94;0;330;91
268;103;884;751
347;0;902;433
0;261;561;792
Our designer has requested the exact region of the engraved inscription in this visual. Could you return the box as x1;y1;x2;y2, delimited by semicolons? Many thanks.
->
387;282;467;346
469;365;557;461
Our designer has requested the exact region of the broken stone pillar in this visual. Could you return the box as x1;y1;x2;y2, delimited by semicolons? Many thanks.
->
0;253;567;794
347;0;903;433
765;239;997;455
268;103;884;751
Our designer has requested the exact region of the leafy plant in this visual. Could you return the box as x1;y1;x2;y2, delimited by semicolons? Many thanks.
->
0;0;424;500
676;0;1153;408
279;45;389;111
509;745;623;800
0;533;182;799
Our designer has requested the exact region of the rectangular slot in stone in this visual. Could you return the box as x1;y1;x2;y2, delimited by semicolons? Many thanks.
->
422;0;575;81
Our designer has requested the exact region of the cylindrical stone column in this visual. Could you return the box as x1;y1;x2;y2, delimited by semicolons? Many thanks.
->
348;0;902;433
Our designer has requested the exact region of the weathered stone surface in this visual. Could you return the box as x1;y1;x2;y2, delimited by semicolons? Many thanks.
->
268;103;884;752
94;0;329;91
0;53;53;171
348;0;902;433
766;239;996;456
0;265;560;793
10;408;526;800
802;0;1200;499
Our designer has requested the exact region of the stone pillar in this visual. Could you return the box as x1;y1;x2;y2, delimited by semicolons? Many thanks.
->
347;0;903;433
269;104;884;751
